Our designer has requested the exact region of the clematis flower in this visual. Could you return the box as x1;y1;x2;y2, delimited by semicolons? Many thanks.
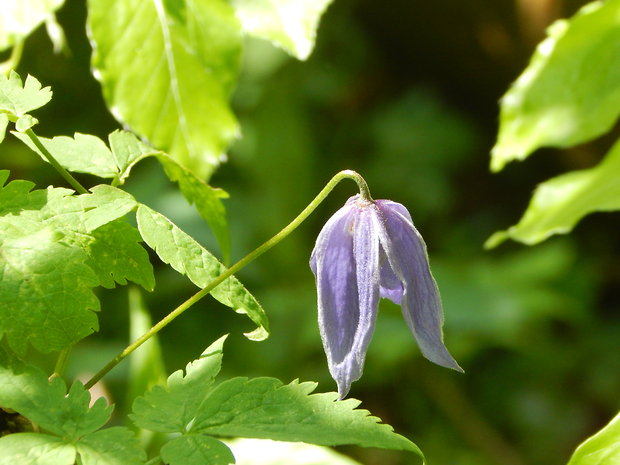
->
310;194;462;398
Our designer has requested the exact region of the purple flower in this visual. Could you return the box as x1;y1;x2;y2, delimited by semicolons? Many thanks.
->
310;195;462;397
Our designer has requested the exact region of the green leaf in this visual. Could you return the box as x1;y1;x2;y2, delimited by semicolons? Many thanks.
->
131;335;227;433
192;377;422;457
0;71;52;119
15;114;38;132
76;427;146;465
0;349;111;437
0;114;8;143
491;0;620;171
231;0;334;60
0;349;146;464
0;227;100;354
84;221;155;291
161;435;234;465
486;138;620;247
87;0;242;179
566;411;620;465
157;153;230;263
0;0;65;51
0;433;76;465
136;205;269;340
108;130;157;185
0;176;142;353
13;131;120;178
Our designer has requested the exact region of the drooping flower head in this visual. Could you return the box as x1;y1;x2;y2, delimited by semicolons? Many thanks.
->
310;195;462;398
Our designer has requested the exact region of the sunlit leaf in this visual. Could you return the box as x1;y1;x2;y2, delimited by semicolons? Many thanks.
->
491;1;620;171
0;0;65;52
193;377;422;458
0;434;76;465
231;0;334;60
486;138;620;247
0;72;51;132
87;0;242;179
136;205;268;340
131;335;227;433
161;435;234;465
566;411;620;465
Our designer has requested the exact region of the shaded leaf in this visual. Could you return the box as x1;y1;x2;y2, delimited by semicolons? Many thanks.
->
136;205;268;340
487;138;620;247
161;435;234;465
131;335;227;433
231;0;334;60
491;1;620;171
193;377;422;457
88;0;242;179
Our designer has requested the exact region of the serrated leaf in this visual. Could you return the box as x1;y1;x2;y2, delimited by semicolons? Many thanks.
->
13;131;119;178
491;0;620;171
161;435;234;465
0;228;100;354
0;176;140;353
0;0;65;51
232;0;334;60
0;71;52;118
88;0;242;179
84;221;155;291
157;153;230;263
76;427;146;465
192;377;422;457
131;335;227;433
108;130;158;184
486;138;620;247
0;349;111;437
0;433;76;465
566;411;620;465
136;205;268;340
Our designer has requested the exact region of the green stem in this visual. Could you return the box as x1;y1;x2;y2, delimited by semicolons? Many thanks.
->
24;129;88;194
51;347;71;380
84;170;371;389
0;41;24;75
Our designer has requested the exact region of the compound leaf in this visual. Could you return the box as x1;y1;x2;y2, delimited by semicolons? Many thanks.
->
160;434;234;465
0;72;51;141
0;173;142;353
0;348;111;437
487;137;620;247
231;0;334;60
193;377;422;457
84;220;155;291
491;0;620;171
566;411;620;465
88;0;242;179
131;335;227;433
136;205;268;340
13;131;119;179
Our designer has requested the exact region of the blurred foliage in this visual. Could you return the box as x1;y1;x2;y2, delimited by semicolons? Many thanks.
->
3;0;619;464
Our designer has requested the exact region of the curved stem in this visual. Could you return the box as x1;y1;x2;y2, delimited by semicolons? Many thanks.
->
24;129;88;194
50;347;71;381
84;170;371;389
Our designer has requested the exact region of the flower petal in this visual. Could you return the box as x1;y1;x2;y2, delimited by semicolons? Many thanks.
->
310;197;380;397
376;200;463;372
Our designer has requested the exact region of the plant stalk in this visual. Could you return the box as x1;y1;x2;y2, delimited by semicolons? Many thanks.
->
84;170;371;389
